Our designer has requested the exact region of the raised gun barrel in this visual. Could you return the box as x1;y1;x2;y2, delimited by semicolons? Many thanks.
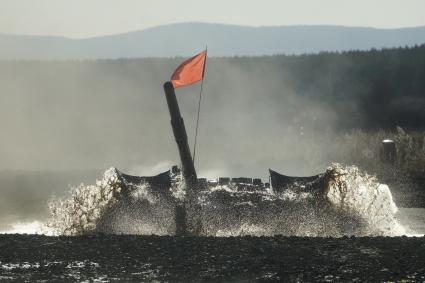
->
163;81;199;235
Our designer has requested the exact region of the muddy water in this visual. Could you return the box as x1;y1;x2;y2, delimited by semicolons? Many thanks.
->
0;235;424;282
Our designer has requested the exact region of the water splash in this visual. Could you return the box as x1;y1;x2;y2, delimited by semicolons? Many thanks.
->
42;163;410;237
46;167;121;235
325;163;406;236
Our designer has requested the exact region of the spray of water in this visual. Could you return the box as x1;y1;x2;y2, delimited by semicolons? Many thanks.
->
46;168;121;235
43;163;407;237
325;163;406;236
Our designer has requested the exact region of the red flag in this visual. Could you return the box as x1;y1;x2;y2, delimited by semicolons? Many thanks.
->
171;50;207;88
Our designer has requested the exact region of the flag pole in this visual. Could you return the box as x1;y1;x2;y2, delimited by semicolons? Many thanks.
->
192;46;207;165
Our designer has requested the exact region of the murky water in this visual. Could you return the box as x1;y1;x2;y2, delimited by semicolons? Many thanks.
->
1;164;425;281
0;234;424;282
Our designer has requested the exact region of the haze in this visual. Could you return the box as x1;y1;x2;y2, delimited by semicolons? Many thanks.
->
1;0;425;38
1;1;425;229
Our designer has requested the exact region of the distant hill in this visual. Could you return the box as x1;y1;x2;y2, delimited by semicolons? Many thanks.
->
1;23;425;60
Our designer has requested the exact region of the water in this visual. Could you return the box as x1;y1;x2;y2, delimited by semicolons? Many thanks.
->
1;234;424;282
1;164;424;281
3;163;415;237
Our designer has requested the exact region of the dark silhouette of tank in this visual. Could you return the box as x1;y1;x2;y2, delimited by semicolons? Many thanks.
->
112;81;326;235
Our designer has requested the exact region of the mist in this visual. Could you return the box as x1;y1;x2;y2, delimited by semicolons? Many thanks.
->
1;46;425;230
1;48;424;179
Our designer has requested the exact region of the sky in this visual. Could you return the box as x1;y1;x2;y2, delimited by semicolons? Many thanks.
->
1;0;425;38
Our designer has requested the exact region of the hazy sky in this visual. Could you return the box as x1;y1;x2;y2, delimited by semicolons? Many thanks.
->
1;0;425;38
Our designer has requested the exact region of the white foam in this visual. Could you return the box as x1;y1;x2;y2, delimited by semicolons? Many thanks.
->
326;163;406;236
46;167;120;235
216;223;270;237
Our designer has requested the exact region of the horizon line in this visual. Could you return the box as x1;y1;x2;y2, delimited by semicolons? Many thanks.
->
1;22;425;40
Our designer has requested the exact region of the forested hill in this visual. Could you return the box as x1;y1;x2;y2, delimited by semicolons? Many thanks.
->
1;23;425;60
274;45;425;129
0;45;424;171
